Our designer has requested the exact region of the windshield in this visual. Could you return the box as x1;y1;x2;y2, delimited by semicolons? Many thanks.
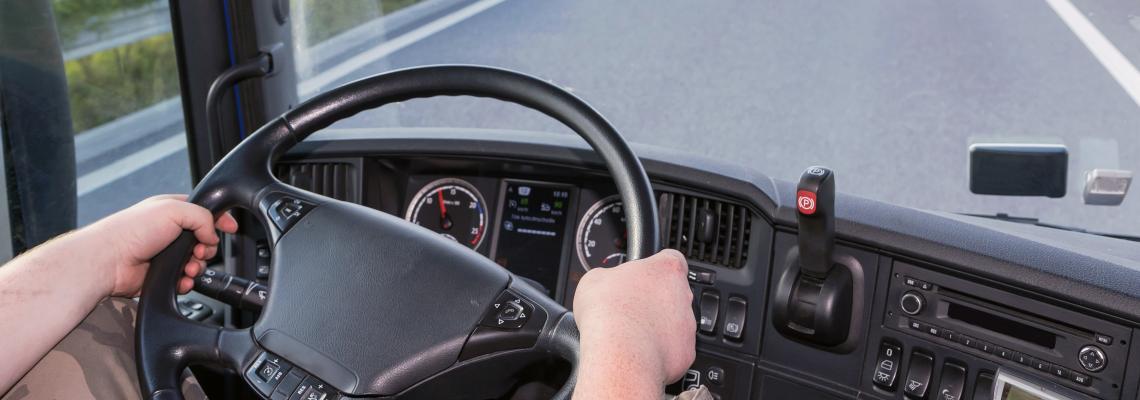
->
29;0;1140;238
289;0;1140;237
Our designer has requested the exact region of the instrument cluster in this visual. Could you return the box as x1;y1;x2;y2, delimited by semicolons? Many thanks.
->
403;176;626;299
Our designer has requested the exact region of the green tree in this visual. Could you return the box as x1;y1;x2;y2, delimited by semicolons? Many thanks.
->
64;34;179;132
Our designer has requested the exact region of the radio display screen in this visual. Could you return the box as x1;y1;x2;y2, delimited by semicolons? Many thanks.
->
994;370;1077;400
492;181;574;295
1002;385;1048;400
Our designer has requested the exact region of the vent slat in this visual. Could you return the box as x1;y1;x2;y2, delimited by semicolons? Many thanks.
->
660;191;751;269
734;208;748;268
723;204;736;266
335;164;346;200
274;162;355;202
685;198;697;256
710;201;722;263
670;194;679;250
659;193;673;245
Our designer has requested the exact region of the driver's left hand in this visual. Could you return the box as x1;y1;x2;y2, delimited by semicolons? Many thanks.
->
84;194;238;297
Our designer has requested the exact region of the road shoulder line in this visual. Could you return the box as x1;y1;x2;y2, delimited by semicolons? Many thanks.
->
298;0;505;97
1045;0;1140;109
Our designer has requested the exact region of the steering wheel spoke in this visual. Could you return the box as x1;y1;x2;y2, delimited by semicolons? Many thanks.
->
136;232;257;398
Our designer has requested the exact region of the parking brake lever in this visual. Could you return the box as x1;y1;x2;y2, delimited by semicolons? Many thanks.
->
771;166;853;349
796;166;835;277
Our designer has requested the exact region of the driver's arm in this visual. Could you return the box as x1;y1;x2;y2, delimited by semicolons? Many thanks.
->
572;249;697;399
0;195;236;394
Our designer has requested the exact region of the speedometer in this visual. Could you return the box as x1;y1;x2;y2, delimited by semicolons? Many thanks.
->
405;178;488;250
575;195;627;270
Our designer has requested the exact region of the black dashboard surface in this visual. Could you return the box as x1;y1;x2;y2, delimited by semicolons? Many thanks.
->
269;127;1140;400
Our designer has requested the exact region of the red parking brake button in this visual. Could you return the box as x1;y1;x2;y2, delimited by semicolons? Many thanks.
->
797;190;817;215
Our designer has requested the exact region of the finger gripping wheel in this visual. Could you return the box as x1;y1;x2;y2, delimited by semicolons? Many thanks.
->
136;65;659;399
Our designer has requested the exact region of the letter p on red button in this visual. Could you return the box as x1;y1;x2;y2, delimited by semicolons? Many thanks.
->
797;190;817;215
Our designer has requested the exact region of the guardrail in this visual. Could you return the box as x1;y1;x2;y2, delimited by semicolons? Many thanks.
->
61;0;170;61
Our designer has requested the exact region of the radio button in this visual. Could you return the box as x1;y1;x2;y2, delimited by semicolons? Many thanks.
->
1033;359;1052;373
1013;353;1034;367
1095;333;1113;346
939;328;956;342
957;335;977;348
908;319;925;332
1049;365;1069;380
904;276;920;287
1071;372;1092;386
994;347;1015;360
899;291;925;315
903;352;933;398
977;341;995;354
1078;345;1107;372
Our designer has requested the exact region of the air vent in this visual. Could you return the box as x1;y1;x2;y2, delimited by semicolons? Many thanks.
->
274;162;356;202
659;192;752;269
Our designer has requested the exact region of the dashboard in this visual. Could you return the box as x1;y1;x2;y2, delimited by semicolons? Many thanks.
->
273;151;759;310
241;127;1140;400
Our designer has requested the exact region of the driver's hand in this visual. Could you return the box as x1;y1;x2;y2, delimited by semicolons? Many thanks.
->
573;249;696;399
85;195;238;297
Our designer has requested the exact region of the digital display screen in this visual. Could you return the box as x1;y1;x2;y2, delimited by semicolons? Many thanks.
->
1002;385;1048;400
493;181;573;295
993;370;1076;400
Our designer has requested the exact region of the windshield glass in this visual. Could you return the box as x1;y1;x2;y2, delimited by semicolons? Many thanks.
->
28;0;1139;237
289;0;1140;237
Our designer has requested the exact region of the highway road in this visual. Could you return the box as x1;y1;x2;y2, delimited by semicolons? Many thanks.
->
78;0;1140;237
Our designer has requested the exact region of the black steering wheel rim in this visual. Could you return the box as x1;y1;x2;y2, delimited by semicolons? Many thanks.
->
136;65;660;399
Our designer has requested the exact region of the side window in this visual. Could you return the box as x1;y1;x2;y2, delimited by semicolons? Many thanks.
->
54;0;190;226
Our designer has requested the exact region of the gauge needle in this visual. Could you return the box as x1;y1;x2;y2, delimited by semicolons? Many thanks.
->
438;191;453;230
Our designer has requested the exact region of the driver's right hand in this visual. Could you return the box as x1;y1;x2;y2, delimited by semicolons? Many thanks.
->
573;249;697;399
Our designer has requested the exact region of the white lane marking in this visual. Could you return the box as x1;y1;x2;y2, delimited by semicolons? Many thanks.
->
77;0;504;198
1045;0;1140;109
77;133;186;197
298;0;505;97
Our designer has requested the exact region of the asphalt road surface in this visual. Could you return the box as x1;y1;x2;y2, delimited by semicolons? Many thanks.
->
79;0;1140;237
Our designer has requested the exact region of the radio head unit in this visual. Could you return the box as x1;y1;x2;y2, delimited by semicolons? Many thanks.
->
884;261;1130;399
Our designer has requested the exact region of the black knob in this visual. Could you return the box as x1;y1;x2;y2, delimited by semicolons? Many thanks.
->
900;291;925;315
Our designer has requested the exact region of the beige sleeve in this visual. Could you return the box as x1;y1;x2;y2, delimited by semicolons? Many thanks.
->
1;297;207;400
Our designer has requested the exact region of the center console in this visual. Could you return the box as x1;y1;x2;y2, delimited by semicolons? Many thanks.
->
868;261;1131;399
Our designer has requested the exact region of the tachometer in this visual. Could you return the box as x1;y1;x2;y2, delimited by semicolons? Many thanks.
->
575;195;627;270
405;178;488;250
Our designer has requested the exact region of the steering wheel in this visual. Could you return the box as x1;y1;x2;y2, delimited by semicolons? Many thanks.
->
135;65;660;399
